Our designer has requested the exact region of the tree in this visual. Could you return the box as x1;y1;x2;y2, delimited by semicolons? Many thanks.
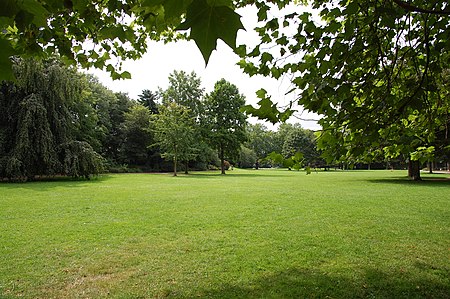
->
237;0;450;180
0;0;244;80
153;102;196;176
60;141;104;179
245;123;278;169
281;125;321;167
88;85;134;164
203;79;247;174
160;70;205;120
121;105;154;166
159;70;216;170
238;146;257;168
0;58;103;180
138;89;159;114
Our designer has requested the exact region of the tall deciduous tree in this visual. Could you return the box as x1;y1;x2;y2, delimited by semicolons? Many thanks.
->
121;105;154;167
203;79;247;174
245;124;278;169
160;70;204;120
238;0;450;180
153;102;196;176
281;124;321;167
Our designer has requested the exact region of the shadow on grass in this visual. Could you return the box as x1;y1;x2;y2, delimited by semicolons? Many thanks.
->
173;170;298;179
367;176;450;188
170;267;449;299
0;174;113;190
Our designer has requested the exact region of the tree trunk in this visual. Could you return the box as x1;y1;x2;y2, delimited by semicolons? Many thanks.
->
173;155;177;176
220;146;225;175
428;161;433;174
408;160;421;181
184;160;189;174
255;160;259;170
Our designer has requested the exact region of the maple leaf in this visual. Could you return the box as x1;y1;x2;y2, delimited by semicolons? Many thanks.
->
177;0;244;64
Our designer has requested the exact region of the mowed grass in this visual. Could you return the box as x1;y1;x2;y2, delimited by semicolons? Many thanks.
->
0;169;449;298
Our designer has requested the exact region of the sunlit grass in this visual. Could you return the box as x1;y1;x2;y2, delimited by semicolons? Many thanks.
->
0;169;449;298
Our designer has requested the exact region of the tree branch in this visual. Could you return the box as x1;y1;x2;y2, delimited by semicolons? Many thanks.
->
393;0;450;15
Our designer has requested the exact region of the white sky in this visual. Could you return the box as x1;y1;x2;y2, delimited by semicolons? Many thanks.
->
88;6;321;131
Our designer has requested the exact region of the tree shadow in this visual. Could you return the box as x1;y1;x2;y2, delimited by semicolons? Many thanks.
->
174;169;305;178
170;266;449;298
367;175;450;188
174;171;291;179
0;174;113;191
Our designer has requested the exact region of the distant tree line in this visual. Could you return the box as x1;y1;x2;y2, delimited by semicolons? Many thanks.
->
0;58;326;181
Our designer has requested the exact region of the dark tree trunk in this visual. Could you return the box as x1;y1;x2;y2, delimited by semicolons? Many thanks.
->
220;146;225;175
173;150;177;176
184;160;189;174
408;160;421;181
428;161;433;174
255;160;259;170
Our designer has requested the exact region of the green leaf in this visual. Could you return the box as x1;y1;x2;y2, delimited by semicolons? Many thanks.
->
256;88;267;99
234;44;246;57
0;37;16;81
120;71;132;79
257;3;269;21
72;0;89;14
19;0;49;27
0;0;18;17
261;52;273;63
177;0;244;63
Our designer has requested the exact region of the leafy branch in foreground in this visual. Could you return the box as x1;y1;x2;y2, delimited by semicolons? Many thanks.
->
0;0;244;80
237;0;450;180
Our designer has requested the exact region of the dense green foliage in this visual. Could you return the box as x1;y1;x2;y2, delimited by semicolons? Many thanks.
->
0;0;243;80
0;59;103;180
240;123;323;169
4;59;321;178
1;170;449;297
153;102;196;176
203;79;248;174
237;0;450;179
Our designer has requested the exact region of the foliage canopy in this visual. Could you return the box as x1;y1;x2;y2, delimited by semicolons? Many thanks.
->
0;0;244;80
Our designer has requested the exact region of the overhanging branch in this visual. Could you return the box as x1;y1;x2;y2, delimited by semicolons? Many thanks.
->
393;0;450;15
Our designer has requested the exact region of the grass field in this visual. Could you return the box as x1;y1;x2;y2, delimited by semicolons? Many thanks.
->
0;169;449;298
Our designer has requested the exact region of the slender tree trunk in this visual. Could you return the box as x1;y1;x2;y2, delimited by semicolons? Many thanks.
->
184;160;188;174
173;147;177;176
428;161;433;174
408;160;421;181
255;159;259;170
220;146;225;175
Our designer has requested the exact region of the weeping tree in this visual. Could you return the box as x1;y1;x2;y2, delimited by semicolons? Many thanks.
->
0;58;103;181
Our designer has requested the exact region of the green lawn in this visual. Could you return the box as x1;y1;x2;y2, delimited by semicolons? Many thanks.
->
0;169;449;298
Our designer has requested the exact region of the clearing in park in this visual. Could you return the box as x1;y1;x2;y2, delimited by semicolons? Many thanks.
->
0;169;449;298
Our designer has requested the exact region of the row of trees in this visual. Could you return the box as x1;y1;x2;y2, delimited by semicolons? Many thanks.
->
0;58;324;180
2;1;449;180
